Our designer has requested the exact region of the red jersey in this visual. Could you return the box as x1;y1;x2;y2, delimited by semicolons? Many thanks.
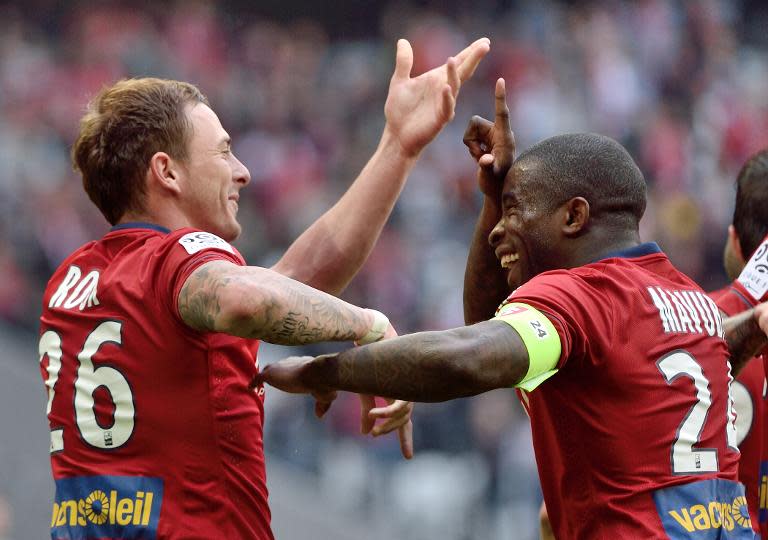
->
38;224;271;539
508;243;752;539
712;285;766;536
728;233;768;539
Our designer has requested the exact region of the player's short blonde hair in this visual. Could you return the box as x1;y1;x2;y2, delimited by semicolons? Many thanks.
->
72;78;208;224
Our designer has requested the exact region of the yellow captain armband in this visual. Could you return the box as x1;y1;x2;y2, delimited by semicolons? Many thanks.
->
493;302;561;392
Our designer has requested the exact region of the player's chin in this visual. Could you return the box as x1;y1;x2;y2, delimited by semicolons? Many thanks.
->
219;220;242;242
505;264;527;291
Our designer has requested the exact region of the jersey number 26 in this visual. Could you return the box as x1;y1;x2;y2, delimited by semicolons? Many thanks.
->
39;320;134;453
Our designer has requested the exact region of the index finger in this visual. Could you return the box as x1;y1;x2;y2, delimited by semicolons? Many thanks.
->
494;78;510;130
398;420;414;459
455;37;491;83
454;37;491;65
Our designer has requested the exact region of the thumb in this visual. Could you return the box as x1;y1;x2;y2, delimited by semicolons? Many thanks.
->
392;39;413;81
249;371;266;390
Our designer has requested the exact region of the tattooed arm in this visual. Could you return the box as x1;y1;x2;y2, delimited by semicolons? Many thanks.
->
725;304;768;376
178;260;382;345
255;320;529;402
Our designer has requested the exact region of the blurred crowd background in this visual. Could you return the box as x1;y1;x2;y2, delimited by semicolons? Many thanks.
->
2;0;768;538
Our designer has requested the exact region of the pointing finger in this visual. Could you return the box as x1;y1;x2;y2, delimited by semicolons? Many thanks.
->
494;78;511;130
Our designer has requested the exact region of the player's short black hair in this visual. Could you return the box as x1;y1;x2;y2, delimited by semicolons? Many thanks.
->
733;149;768;258
515;133;647;227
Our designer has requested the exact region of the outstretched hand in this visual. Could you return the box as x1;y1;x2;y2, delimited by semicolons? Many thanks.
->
384;37;490;157
463;78;516;198
254;352;414;459
358;394;414;459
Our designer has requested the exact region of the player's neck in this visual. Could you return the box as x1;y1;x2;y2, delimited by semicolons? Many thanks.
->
117;208;191;232
567;229;642;268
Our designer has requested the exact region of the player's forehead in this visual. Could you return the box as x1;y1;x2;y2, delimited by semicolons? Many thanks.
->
185;102;229;148
503;160;541;201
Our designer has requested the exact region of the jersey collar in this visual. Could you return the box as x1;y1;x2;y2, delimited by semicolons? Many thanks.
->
592;242;662;263
110;222;171;234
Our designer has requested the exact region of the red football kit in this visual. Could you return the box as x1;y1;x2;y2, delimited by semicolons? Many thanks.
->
721;233;768;539
711;285;766;537
39;223;272;539
507;243;753;539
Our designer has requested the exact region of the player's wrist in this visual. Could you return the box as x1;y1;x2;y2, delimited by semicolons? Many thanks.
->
302;353;340;392
380;125;422;161
356;309;390;345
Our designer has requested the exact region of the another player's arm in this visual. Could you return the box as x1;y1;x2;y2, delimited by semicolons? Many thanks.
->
463;79;515;323
178;260;386;345
725;303;768;375
464;195;508;323
256;304;561;402
539;501;555;540
272;38;490;296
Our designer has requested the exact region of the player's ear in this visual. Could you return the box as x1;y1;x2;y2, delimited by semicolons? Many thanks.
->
147;152;183;195
562;197;589;236
728;224;744;263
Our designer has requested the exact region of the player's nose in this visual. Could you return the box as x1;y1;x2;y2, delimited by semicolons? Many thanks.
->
233;154;251;187
488;218;505;247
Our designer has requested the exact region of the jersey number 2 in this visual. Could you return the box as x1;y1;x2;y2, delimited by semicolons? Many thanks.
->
658;350;737;474
39;321;135;452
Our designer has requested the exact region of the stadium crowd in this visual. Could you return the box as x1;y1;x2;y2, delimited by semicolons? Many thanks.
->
3;0;768;538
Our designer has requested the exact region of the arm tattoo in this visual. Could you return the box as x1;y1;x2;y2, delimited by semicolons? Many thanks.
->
725;309;767;375
310;321;528;402
178;263;231;332
257;288;361;344
179;261;370;344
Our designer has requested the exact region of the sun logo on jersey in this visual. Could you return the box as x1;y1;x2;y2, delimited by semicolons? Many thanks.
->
84;489;109;524
731;495;750;528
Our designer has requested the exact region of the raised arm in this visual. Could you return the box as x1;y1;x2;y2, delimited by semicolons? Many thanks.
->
725;303;768;375
272;38;490;295
178;260;388;345
257;320;530;402
463;78;516;323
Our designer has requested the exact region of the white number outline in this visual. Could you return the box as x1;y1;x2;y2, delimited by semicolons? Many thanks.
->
731;380;754;447
657;349;737;475
39;320;135;452
39;330;64;453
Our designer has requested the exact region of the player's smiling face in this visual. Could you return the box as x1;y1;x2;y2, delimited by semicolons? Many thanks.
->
179;103;251;241
489;162;564;290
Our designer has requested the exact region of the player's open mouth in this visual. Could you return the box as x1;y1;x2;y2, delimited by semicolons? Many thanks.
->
500;253;519;269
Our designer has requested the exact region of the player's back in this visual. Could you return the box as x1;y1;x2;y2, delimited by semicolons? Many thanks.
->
39;224;271;540
510;245;752;539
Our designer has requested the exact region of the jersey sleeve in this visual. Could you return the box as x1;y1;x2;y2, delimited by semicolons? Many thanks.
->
733;234;768;306
712;285;754;317
153;230;247;327
502;269;614;369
